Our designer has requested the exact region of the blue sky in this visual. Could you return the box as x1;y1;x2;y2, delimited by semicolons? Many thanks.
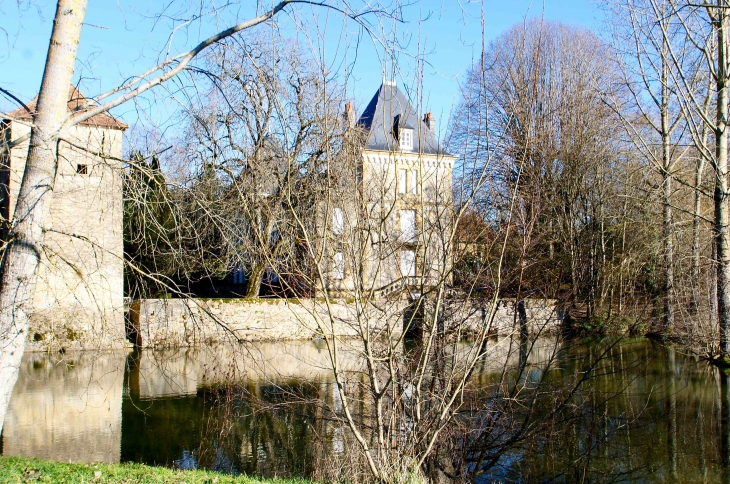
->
0;0;602;137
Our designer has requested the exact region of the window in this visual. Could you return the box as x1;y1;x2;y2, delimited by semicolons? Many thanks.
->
400;209;416;241
333;252;344;280
410;170;418;194
76;164;88;175
233;263;245;285
401;250;416;277
399;128;413;150
333;207;344;235
399;169;407;194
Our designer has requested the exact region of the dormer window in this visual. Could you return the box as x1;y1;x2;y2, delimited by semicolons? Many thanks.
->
399;128;413;151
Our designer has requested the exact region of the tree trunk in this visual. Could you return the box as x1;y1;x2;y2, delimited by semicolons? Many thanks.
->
716;4;730;358
662;162;674;332
691;157;705;315
245;262;266;298
0;0;88;434
661;37;674;333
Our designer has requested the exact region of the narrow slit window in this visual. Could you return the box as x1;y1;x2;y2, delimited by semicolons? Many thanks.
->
76;164;88;175
399;169;407;194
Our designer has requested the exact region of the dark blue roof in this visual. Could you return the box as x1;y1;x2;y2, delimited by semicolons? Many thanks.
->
357;82;448;156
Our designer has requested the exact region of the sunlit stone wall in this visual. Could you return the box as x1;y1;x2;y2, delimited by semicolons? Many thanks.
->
131;298;407;348
131;298;562;348
454;298;563;336
6;120;126;351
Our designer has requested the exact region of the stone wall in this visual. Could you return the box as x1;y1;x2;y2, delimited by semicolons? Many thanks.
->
448;298;564;336
130;298;407;348
130;297;563;348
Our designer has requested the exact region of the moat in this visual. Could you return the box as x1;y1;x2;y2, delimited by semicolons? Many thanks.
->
2;336;727;482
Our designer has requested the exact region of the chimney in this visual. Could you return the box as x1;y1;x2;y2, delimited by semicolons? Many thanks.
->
424;112;435;131
344;101;356;128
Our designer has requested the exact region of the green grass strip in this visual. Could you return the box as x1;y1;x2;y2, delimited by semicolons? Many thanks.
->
0;456;313;484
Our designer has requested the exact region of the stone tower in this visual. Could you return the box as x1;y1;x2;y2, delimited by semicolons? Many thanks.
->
1;86;128;349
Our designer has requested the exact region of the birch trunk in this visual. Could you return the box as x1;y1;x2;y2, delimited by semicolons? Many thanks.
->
715;4;730;357
0;0;87;433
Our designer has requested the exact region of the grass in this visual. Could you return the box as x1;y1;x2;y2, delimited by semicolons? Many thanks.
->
0;457;312;484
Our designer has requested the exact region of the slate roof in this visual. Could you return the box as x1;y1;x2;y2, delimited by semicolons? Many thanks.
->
4;85;128;130
357;82;448;156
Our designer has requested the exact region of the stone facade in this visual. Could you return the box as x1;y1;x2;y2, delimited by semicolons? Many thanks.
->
323;82;456;298
1;86;128;349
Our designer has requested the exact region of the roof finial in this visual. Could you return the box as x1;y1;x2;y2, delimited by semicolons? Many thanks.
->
383;75;396;87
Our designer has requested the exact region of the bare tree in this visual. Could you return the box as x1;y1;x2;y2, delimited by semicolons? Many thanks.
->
450;19;646;325
175;35;346;298
604;0;714;337
0;0;391;434
632;0;730;358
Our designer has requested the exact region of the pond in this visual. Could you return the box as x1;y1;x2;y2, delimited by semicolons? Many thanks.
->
1;336;727;482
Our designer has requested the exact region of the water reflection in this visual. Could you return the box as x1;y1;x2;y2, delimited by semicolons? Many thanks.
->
722;370;730;484
3;351;126;463
2;337;729;482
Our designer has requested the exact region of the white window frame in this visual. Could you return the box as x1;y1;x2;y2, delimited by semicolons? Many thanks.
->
401;250;416;277
400;209;416;241
333;252;345;280
410;169;418;194
399;169;407;194
333;207;344;235
399;129;413;151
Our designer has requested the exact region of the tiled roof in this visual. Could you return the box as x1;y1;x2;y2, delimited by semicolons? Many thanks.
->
4;85;128;130
357;82;448;156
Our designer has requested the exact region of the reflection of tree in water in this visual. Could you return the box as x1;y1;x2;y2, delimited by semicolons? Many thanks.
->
195;380;330;478
122;351;204;467
453;339;725;482
118;339;730;482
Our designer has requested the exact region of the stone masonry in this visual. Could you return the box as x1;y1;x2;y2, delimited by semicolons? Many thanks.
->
2;86;128;350
130;297;562;349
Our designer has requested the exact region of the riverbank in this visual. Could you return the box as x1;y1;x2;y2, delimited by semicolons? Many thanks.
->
0;457;312;484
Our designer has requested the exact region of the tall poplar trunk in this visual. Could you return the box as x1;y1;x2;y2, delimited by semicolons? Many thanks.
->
0;0;87;433
716;3;730;358
661;35;675;333
691;157;705;314
662;145;674;332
